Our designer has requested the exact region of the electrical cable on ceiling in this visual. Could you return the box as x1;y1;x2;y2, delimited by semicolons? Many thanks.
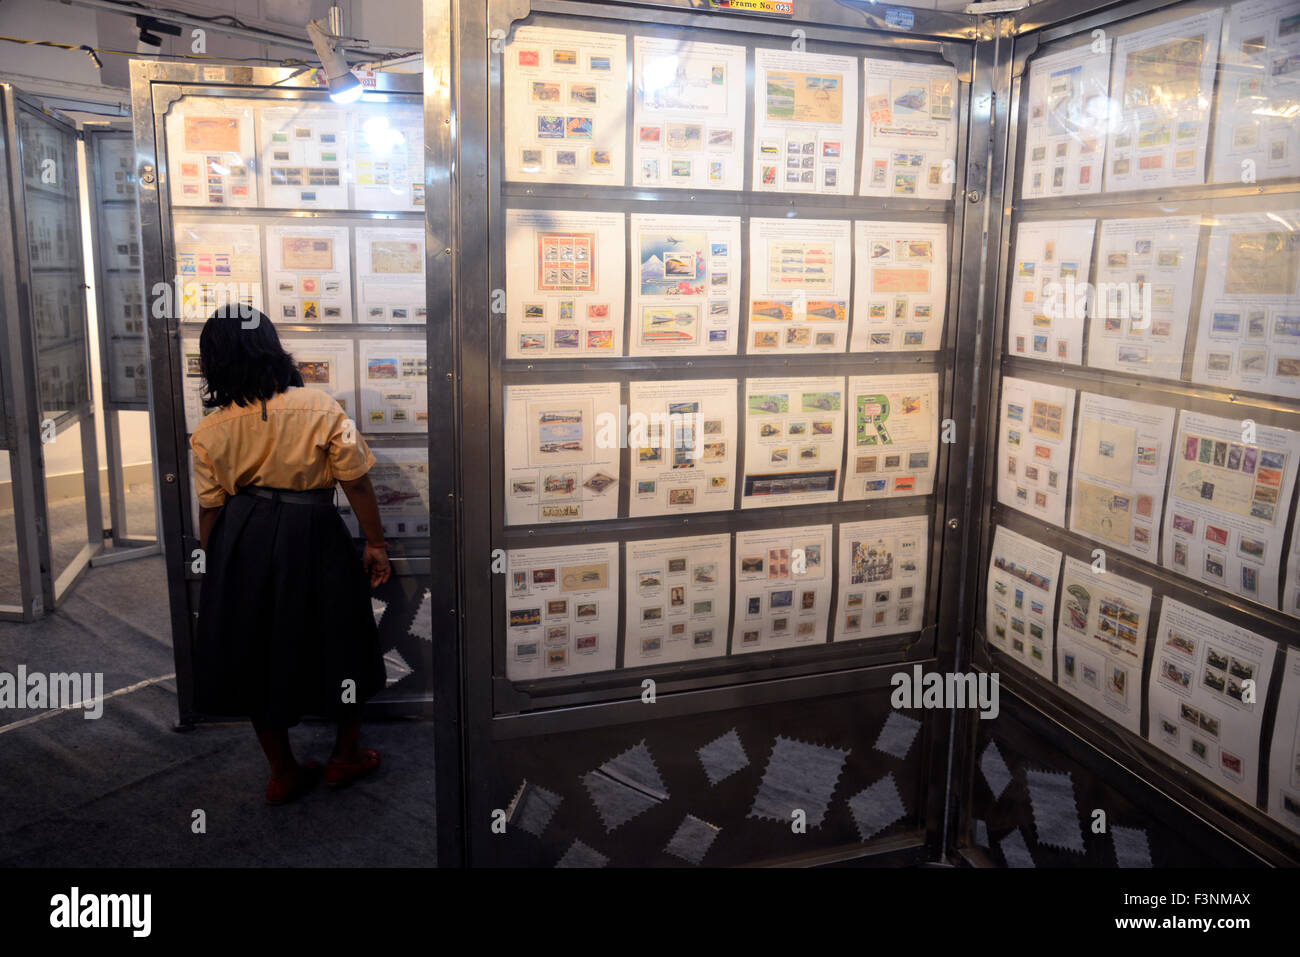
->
91;0;320;45
0;34;415;69
71;0;413;55
0;33;300;64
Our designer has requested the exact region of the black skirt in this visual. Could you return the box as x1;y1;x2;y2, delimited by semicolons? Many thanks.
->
194;486;386;726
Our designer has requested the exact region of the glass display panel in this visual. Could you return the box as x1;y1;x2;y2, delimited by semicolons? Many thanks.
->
18;109;90;421
979;0;1300;833
157;88;427;558
489;14;967;713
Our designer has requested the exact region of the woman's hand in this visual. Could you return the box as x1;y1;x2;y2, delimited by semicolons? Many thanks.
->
198;505;222;551
340;474;393;589
362;542;392;588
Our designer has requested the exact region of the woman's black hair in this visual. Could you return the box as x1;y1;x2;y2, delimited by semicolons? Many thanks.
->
198;307;303;409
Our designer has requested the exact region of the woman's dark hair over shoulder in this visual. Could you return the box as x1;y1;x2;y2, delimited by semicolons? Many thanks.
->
198;306;303;409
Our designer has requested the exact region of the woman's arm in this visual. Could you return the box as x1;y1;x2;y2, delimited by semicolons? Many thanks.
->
199;506;221;551
339;473;392;587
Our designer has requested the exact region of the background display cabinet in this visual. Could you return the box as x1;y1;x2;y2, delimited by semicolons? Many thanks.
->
429;0;1300;868
958;0;1300;867
0;85;103;621
83;122;163;563
429;0;984;867
129;62;434;721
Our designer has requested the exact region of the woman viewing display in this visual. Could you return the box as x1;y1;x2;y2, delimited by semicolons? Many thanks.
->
189;306;392;805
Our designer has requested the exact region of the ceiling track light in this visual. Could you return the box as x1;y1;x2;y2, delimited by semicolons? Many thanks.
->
307;17;363;104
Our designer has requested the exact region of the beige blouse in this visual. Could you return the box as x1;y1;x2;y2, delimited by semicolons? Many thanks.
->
190;386;375;509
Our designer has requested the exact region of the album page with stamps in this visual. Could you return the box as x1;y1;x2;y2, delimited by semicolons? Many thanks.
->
107;339;148;405
351;102;424;211
98;134;137;202
1005;218;1096;365
849;220;949;353
1019;41;1110;199
843;373;939;501
1055;556;1154;734
101;203;141;272
859;58;958;200
358;338;427;434
336;446;430;539
996;375;1077;528
180;336;208;433
632;36;746;191
1068;391;1176;563
172;219;264;317
267;225;353;324
503;24;627;185
747;217;853;353
751;47;859;195
1160;410;1300;607
627;378;738;517
1212;0;1300;184
102;269;146;344
625;533;731;665
1147;598;1277;803
1192;208;1300;399
507;208;626;357
258;102;350;209
505;542;620;680
985;524;1063;679
164;98;258;208
279;337;357;417
354;226;426;325
1087;215;1201;379
504;381;622;525
741;376;845;508
630;213;741;356
1105;9;1224;191
732;524;833;654
833;515;929;642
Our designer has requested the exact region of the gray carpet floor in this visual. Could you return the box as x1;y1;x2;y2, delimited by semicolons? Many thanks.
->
0;554;437;867
0;479;157;604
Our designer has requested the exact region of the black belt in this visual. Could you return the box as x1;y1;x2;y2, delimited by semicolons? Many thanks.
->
239;485;335;505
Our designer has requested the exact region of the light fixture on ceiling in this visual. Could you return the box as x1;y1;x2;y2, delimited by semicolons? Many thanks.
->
135;15;182;48
306;13;363;104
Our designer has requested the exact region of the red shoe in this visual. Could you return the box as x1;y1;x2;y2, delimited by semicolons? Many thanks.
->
265;761;323;805
325;749;381;788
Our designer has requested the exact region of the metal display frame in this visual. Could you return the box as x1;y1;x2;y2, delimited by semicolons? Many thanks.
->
128;61;436;723
114;0;1300;866
431;0;990;866
0;84;103;622
952;0;1300;867
82;123;163;564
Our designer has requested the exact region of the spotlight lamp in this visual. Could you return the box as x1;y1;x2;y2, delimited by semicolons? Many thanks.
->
307;18;363;104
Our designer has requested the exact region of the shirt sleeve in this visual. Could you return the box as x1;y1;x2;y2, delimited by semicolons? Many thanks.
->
190;434;229;508
326;403;376;481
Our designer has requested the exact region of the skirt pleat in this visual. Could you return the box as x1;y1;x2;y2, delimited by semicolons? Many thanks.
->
194;492;386;725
